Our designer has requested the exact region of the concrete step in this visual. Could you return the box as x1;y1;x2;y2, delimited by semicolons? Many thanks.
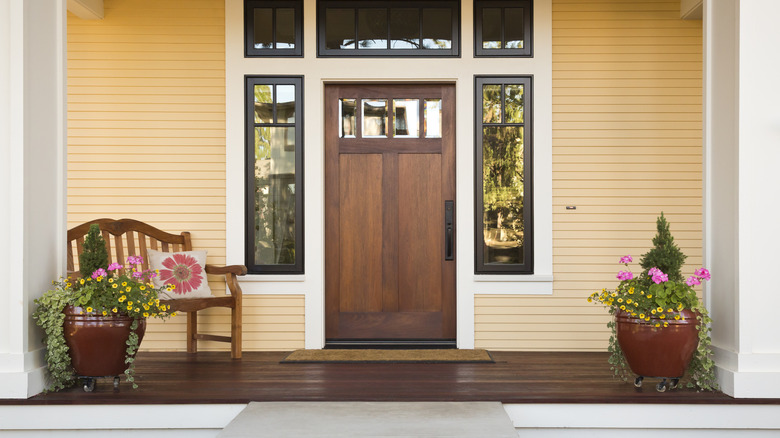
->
218;401;517;438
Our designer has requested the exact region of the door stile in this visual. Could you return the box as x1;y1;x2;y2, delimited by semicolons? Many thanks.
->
324;85;341;338
441;84;457;338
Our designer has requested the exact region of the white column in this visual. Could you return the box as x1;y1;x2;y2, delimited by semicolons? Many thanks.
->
0;0;67;398
704;0;780;398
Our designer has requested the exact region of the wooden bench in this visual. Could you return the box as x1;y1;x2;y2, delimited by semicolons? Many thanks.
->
67;218;246;359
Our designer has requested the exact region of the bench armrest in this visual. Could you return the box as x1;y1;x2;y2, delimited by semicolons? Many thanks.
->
205;264;248;276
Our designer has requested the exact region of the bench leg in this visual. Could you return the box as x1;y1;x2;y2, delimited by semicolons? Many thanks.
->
231;305;242;359
187;311;198;354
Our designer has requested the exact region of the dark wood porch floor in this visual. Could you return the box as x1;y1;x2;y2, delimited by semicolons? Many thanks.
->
6;351;778;405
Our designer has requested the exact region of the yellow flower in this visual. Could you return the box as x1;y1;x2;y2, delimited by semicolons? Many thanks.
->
112;307;118;313
617;298;623;303
155;299;160;305
128;301;133;306
171;312;177;317
108;278;114;283
122;282;127;286
645;317;650;321
656;306;664;313
112;284;118;289
143;304;150;310
170;284;176;290
626;299;633;304
651;309;657;315
143;312;149;318
677;303;684;311
660;314;666;319
86;307;93;313
631;312;637;317
102;311;107;316
119;295;126;302
655;323;661;328
587;297;592;302
135;308;140;312
126;287;131;292
628;288;634;295
664;322;669;327
610;292;616;297
155;269;160;273
647;294;652;299
667;308;673;313
140;286;146;291
79;279;85;285
674;315;681;320
620;305;626;310
633;302;639;307
96;276;102;282
639;314;645;319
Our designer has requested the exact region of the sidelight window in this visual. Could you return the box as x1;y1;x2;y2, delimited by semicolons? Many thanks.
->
475;76;533;274
246;76;304;274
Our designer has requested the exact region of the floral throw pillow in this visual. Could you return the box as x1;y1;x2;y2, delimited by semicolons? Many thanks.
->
147;249;213;299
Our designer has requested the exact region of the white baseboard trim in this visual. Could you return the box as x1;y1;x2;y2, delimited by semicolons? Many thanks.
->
0;366;46;399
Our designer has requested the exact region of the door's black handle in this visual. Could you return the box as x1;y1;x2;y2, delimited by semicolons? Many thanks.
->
445;200;454;261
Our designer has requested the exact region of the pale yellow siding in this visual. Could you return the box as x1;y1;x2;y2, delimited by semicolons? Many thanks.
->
67;0;304;352
475;0;704;350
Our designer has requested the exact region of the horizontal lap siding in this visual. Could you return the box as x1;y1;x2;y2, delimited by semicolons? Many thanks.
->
67;0;304;351
476;0;703;351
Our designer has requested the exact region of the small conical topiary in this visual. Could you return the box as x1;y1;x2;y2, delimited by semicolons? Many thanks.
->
79;224;109;279
639;212;687;283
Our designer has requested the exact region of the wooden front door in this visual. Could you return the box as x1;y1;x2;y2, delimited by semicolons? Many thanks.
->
325;84;456;346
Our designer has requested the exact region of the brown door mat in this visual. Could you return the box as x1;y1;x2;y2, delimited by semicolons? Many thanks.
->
280;349;494;363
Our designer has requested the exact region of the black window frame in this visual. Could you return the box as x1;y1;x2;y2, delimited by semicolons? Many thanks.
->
316;0;461;58
474;75;533;274
245;76;305;274
245;0;304;57
474;0;532;58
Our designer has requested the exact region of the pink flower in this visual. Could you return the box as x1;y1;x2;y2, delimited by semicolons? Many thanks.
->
126;255;144;266
686;276;701;287
132;271;144;279
648;267;662;277
617;271;634;281
107;263;122;271
91;268;107;279
652;272;669;284
619;255;633;264
695;268;711;281
159;253;203;295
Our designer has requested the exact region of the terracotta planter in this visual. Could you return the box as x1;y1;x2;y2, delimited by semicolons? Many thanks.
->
63;305;146;378
616;309;699;389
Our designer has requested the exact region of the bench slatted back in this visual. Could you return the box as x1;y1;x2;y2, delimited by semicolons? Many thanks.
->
67;218;193;278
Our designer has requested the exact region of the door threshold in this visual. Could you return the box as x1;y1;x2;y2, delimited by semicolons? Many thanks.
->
325;340;457;350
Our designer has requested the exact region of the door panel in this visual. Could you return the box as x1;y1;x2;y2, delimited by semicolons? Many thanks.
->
325;83;456;344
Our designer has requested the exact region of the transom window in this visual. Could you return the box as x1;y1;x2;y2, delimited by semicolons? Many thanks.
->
245;0;303;57
317;0;460;57
474;0;532;57
475;76;533;274
245;76;304;274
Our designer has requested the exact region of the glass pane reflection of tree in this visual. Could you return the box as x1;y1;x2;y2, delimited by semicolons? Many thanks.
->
255;126;296;265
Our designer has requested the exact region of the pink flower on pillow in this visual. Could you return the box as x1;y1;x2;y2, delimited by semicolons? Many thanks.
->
159;253;203;295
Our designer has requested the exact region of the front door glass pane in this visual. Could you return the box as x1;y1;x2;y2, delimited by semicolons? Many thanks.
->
254;126;297;265
390;8;420;49
276;8;296;49
482;125;525;265
254;85;274;123
393;99;419;138
340;99;357;138
422;8;451;49
363;99;388;137
424;99;442;138
358;8;388;49
326;8;356;49
482;8;501;49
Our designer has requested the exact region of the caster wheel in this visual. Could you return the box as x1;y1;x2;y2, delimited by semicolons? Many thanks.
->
656;380;667;393
669;378;680;390
113;376;120;389
634;376;644;388
83;378;95;392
